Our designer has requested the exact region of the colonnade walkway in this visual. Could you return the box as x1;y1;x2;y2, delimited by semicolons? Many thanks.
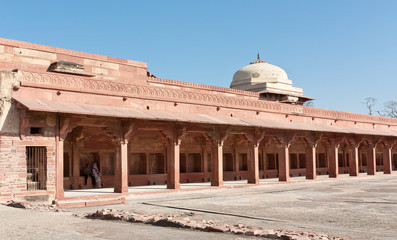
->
63;171;395;199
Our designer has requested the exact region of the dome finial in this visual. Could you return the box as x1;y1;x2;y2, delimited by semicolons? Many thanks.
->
250;53;267;64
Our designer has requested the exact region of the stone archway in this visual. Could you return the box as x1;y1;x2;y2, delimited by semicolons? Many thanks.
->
63;126;117;190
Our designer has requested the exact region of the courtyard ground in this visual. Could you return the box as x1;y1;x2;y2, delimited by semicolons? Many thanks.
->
1;174;396;239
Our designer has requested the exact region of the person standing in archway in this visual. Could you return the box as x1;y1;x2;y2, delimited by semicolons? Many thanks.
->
92;162;102;188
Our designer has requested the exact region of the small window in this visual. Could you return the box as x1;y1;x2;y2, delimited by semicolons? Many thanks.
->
393;154;397;170
223;153;234;171
102;152;115;176
238;153;247;171
346;153;350;167
376;153;383;166
266;153;277;170
318;153;326;168
129;153;147;174
187;153;202;173
207;153;211;172
30;127;43;135
180;153;187;173
63;153;71;177
299;153;306;169
259;153;264;170
338;153;344;167
149;153;166;174
361;154;367;167
290;153;298;169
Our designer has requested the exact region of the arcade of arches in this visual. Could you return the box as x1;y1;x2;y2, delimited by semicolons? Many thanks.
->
58;115;397;198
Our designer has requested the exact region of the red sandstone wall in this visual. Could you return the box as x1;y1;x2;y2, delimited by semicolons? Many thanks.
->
0;98;57;201
0;38;147;84
0;136;56;201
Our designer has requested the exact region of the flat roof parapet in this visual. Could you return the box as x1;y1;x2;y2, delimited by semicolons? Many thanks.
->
147;77;260;97
0;38;147;68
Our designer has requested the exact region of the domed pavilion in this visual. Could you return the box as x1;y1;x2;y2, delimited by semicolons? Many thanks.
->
231;54;313;105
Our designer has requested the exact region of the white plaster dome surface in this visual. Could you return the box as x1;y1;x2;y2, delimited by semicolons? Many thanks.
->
230;54;304;97
231;61;289;87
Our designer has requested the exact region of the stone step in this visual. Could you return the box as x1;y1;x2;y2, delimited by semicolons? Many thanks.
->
54;195;126;208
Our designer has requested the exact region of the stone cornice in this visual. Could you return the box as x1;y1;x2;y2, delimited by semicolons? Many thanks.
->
17;71;397;126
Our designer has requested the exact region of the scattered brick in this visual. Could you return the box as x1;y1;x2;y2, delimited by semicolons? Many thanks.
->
76;208;350;240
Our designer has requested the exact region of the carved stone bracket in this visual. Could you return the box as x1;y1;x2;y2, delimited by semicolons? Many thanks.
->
245;129;266;147
160;124;187;145
19;108;31;140
208;126;230;146
304;133;323;148
328;136;346;149
276;132;296;148
59;115;79;141
104;124;122;141
381;137;397;149
122;120;136;143
176;125;188;145
348;135;365;148
72;128;85;144
233;135;246;147
390;139;397;149
263;137;274;148
368;136;382;149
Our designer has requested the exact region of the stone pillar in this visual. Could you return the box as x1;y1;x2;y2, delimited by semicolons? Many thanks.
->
306;145;316;180
349;146;359;176
367;146;376;175
247;142;259;184
383;147;392;174
71;140;80;189
234;146;239;177
55;137;65;199
167;140;180;189
114;141;128;193
211;142;223;186
202;145;208;181
328;144;339;178
278;144;290;182
261;148;266;176
55;116;77;199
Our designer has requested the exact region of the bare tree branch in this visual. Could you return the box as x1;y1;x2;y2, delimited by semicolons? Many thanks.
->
383;101;397;118
362;97;377;115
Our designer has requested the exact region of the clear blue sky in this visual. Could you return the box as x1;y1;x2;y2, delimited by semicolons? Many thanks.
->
1;0;396;114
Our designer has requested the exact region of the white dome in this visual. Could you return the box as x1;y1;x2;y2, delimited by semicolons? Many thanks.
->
231;55;289;89
230;54;312;104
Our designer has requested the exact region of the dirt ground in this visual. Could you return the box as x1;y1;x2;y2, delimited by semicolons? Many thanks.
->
1;174;396;239
0;204;255;240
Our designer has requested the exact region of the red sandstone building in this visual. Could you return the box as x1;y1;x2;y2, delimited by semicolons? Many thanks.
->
0;38;396;204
